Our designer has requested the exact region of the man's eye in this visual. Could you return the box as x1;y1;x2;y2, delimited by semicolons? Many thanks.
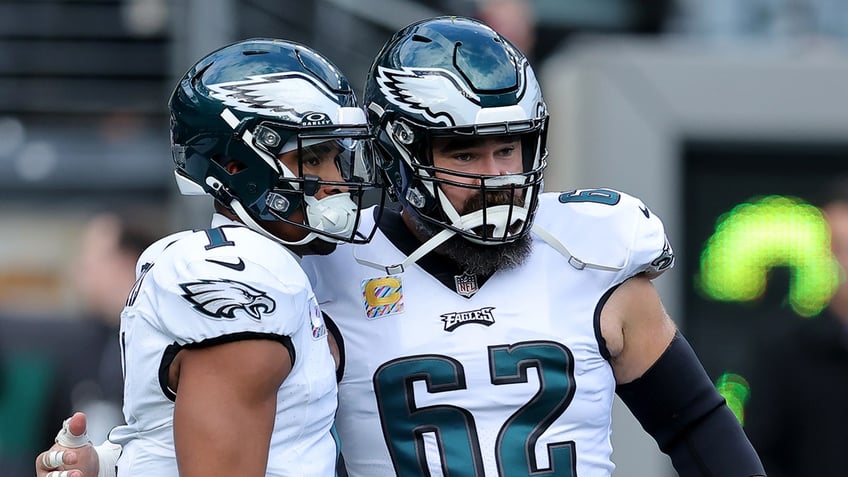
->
454;153;472;162
497;146;517;156
303;155;322;167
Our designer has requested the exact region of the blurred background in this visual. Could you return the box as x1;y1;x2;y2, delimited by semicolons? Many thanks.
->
1;0;847;476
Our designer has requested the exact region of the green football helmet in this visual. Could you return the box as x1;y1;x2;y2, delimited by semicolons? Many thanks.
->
170;38;381;245
363;16;548;244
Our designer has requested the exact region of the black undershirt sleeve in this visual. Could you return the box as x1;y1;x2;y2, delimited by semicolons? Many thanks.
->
616;331;766;477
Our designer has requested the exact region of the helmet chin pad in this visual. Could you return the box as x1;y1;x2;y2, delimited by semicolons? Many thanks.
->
303;193;359;242
446;203;531;245
230;192;361;247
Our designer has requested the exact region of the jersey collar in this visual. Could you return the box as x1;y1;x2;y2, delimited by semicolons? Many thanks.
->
376;206;492;297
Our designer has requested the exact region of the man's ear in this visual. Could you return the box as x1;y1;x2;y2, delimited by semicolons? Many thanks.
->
224;160;246;174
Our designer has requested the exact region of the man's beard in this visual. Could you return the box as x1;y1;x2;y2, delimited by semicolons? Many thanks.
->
409;191;533;276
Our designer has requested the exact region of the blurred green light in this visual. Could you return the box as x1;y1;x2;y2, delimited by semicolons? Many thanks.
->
697;195;840;317
716;372;751;425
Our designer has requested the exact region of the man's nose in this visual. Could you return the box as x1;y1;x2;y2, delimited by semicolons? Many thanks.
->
313;167;349;199
317;182;349;199
480;155;513;176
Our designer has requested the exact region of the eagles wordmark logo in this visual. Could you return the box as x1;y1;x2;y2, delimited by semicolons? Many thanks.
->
180;279;275;321
441;307;496;332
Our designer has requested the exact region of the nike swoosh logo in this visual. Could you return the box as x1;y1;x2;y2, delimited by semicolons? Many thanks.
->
639;206;650;218
206;258;246;271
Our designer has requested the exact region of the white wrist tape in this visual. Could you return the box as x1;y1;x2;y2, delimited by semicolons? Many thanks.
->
94;440;122;477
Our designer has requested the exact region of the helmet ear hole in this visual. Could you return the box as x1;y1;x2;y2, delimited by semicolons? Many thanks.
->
392;122;415;145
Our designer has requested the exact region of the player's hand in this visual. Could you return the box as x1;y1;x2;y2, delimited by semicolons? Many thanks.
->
35;412;100;477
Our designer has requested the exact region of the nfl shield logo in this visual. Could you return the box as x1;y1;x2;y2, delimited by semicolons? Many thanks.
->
454;273;478;298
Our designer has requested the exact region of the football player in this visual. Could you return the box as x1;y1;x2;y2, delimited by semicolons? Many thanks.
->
303;16;766;476
37;17;766;477
36;38;381;477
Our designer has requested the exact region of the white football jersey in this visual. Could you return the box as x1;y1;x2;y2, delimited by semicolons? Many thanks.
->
302;189;673;477
110;215;338;477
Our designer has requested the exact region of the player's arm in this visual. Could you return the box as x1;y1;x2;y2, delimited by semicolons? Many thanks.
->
602;276;766;477
172;338;291;477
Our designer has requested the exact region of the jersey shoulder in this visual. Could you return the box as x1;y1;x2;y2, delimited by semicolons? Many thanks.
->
128;225;314;344
135;229;191;275
533;189;674;278
140;225;305;287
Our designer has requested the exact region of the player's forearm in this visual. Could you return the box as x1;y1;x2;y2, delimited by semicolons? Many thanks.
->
616;331;766;476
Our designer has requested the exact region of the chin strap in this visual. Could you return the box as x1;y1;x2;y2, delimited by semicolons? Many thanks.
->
531;223;627;272
352;202;504;274
228;200;305;260
353;210;630;276
354;227;455;274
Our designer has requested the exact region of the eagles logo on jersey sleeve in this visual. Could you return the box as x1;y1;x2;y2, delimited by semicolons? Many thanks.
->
127;227;313;346
179;278;276;321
